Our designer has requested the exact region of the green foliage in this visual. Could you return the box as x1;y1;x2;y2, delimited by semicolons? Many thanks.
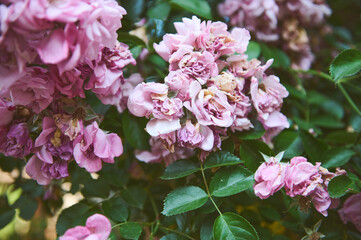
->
328;175;353;198
236;120;266;140
204;151;243;169
161;160;200;180
56;203;90;236
321;147;356;168
213;212;259;240
209;166;254;197
162;186;208;216
330;49;361;81
260;44;290;68
170;0;212;19
245;42;261;59
119;222;143;240
121;111;150;150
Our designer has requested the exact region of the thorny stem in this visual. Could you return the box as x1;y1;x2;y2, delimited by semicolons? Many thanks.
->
200;163;222;216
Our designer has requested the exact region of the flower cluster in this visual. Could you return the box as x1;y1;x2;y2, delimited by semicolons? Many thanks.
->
59;214;111;240
0;0;133;185
254;155;345;216
128;16;289;164
0;0;138;111
218;0;332;70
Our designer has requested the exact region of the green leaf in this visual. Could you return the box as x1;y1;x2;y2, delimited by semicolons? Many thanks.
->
245;41;261;59
239;140;273;172
117;32;146;48
330;49;361;82
148;2;171;21
259;206;281;221
260;44;290;68
119;222;143;240
321;147;356;168
103;198;128;222
328;175;353;198
161;160;200;180
213;212;259;240
236;120;265;140
121;111;150;150
0;209;15;229
56;203;90;236
170;0;212;19
14;195;38;221
130;46;143;59
221;137;235;154
274;131;303;159
325;131;358;144
299;131;328;163
201;219;215;240
82;178;110;198
121;186;147;209
162;186;208;216
210;166;254;197
205;151;242;170
310;115;345;128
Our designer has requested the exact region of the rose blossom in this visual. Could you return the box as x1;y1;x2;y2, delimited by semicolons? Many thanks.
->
338;193;361;232
73;121;123;173
184;81;234;127
177;120;214;151
135;136;193;166
0;98;14;127
254;156;286;199
6;67;54;114
25;154;68;185
164;70;192;101
0;123;32;158
59;214;111;240
127;82;183;120
284;157;322;197
175;51;218;85
35;117;73;164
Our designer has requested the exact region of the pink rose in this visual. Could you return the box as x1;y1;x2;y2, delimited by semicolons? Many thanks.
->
51;67;85;98
35;117;74;164
0;123;33;158
127;82;183;120
310;185;331;217
7;67;54;114
338;193;361;232
117;73;144;113
0;98;14;127
59;214;111;240
135;137;193;166
25;154;68;185
177;120;214;151
284;157;322;197
250;75;289;122
175;51;218;85
254;156;286;199
73;121;123;173
164;70;192;101
184;81;234;127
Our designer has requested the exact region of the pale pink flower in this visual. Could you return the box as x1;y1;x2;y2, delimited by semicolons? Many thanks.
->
177;120;214;151
338;193;361;232
250;74;289;129
51;66;85;98
59;214;111;240
117;73;144;113
284;157;322;197
73;121;123;173
135;137;193;166
254;156;286;199
127;82;183;120
164;70;192;101
310;185;331;217
7;67;54;114
184;81;234;127
175;51;218;85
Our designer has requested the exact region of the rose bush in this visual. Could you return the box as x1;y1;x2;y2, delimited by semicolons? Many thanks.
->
0;0;361;239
